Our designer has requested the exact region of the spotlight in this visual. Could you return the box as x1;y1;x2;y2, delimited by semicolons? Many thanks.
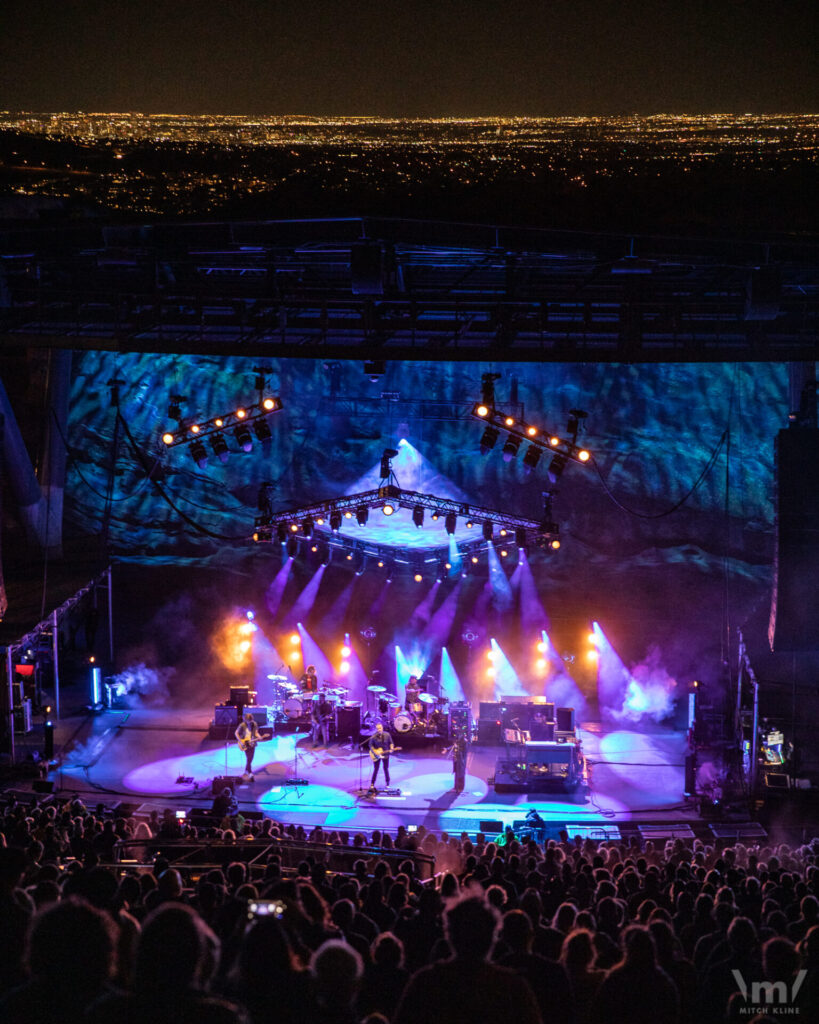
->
344;511;353;519
277;523;287;544
577;449;591;463
499;528;507;537
476;404;490;417
445;562;452;570
380;447;399;479
522;445;542;473
190;424;201;434
262;397;278;411
303;517;314;539
290;523;299;532
482;521;493;541
290;633;300;645
234;423;253;452
377;560;384;567
431;511;440;521
414;573;423;583
465;519;474;529
210;433;229;463
356;506;369;526
341;644;352;657
286;537;298;557
340;660;351;674
479;426;499;454
550;539;561;550
445;512;457;535
471;555;479;564
500;549;507;557
162;432;174;446
168;395;184;421
189;439;208;468
526;425;538;437
253;419;272;443
316;516;325;525
330;510;342;532
412;506;424;528
382;502;395;516
502;435;522;462
311;545;318;553
549;436;560;447
236;408;247;419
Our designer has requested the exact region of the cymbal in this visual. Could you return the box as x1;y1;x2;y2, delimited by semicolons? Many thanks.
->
419;693;436;704
330;687;349;696
385;696;400;707
367;684;386;693
267;674;288;681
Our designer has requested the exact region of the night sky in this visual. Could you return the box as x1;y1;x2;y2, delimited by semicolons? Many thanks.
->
1;0;816;115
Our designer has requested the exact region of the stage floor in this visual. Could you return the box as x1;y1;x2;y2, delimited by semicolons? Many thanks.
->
46;706;700;835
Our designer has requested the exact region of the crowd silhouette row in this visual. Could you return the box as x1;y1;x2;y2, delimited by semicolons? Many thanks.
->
1;795;819;1024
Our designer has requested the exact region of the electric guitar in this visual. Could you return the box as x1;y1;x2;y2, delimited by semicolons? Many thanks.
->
238;735;258;752
370;744;401;762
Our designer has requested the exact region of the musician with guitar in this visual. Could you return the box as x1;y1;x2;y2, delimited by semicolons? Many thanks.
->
235;711;261;779
311;691;333;748
368;721;398;793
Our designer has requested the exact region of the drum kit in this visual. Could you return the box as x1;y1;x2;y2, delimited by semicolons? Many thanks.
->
368;681;450;735
267;673;349;720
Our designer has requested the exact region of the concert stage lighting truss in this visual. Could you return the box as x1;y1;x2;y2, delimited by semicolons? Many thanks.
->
161;396;283;451
253;484;559;569
471;402;591;471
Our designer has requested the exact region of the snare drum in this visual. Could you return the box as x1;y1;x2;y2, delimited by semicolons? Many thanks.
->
393;711;415;733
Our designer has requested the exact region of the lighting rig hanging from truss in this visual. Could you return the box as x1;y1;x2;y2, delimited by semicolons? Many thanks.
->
160;394;283;467
253;447;559;574
471;372;592;486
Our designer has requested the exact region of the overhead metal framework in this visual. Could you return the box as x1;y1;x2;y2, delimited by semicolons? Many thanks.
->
1;217;817;362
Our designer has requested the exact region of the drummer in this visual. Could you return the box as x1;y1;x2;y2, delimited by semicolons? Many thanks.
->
300;664;318;693
405;675;422;715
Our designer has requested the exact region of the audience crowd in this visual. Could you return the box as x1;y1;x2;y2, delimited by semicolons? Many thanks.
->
1;793;819;1024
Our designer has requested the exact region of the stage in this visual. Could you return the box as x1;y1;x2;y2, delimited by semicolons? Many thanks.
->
47;705;700;836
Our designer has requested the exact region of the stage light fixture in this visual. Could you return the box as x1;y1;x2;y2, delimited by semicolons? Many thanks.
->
236;408;247;419
253;419;272;443
504;416;515;427
356;506;369;526
465;519;474;529
286;537;298;557
551;539;561;549
500;549;508;557
431;511;440;521
344;511;353;519
414;573;423;583
480;371;501;409
162;432;174;446
382;502;395;516
377;560;384;568
234;423;253;452
502;435;522;462
311;544;318;552
515;527;528;550
476;404;490;417
277;524;287;544
527;426;538;437
262;397;278;411
290;633;300;645
210;433;229;463
482;521;493;541
536;657;547;671
471;555;479;564
549;436;560;447
499;528;507;537
214;418;224;427
523;445;542;473
346;553;353;561
445;512;457;535
341;644;352;657
577;449;591;463
479;426;500;455
316;516;325;525
380;447;399;479
330;511;342;532
190;424;201;434
189;439;208;468
412;506;425;528
290;523;299;533
537;640;547;652
548;453;568;484
303;517;314;539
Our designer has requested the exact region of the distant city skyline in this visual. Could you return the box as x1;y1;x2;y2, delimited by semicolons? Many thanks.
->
1;1;817;116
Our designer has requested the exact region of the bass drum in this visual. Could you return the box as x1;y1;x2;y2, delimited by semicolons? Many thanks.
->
393;711;415;733
283;696;304;719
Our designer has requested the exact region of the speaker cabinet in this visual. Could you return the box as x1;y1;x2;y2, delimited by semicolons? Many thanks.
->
243;706;269;726
477;719;501;744
336;703;362;740
769;427;819;651
556;706;576;733
214;704;237;726
212;775;243;796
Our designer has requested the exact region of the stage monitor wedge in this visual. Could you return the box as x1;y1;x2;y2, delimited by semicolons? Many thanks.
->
769;427;819;651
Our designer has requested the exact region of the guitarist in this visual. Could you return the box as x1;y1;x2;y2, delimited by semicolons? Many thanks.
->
368;721;395;793
311;691;333;748
235;711;261;779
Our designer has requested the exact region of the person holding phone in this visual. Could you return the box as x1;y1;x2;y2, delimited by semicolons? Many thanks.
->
368;721;395;793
